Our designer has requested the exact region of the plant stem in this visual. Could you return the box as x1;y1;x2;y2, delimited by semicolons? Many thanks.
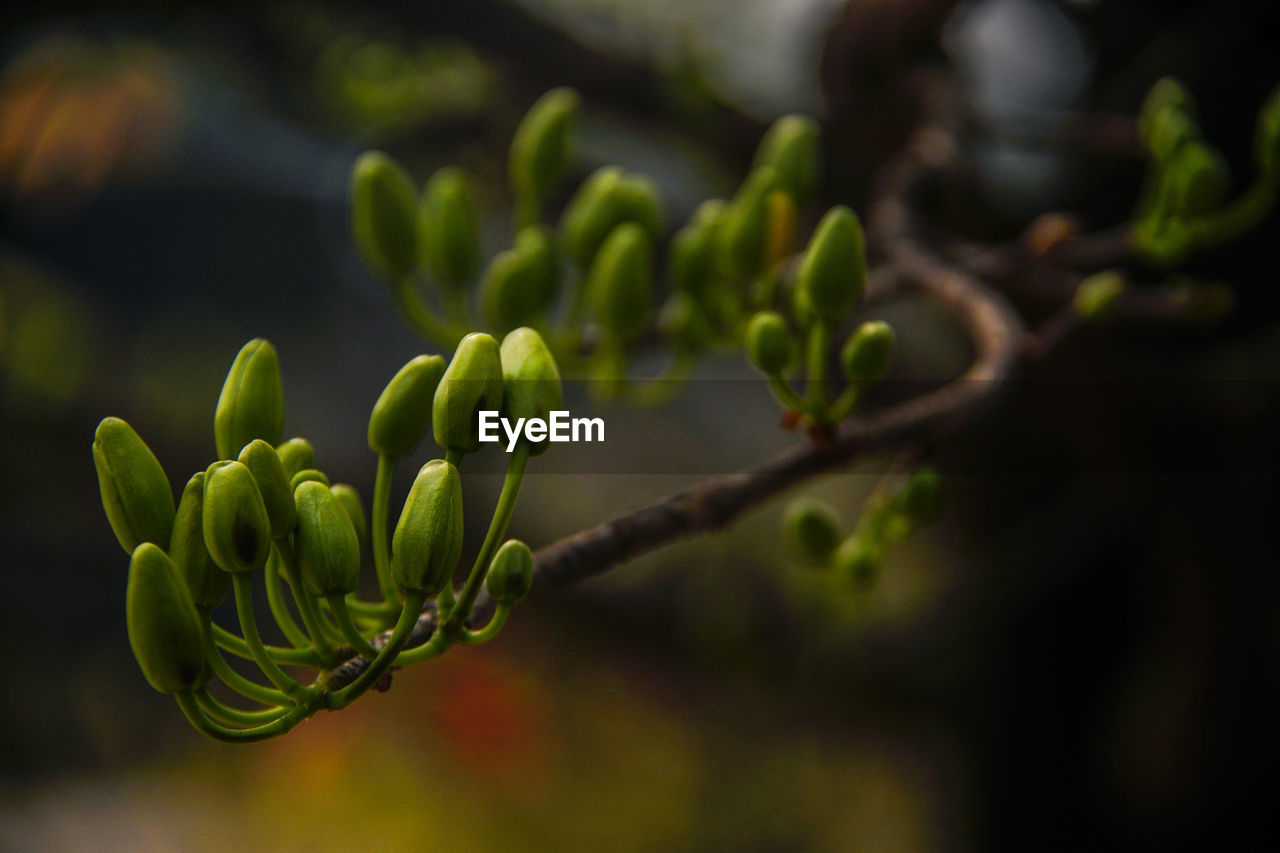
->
326;594;381;659
175;690;313;743
462;603;510;644
231;573;306;698
210;623;323;667
371;454;399;605
200;609;293;707
806;320;830;416
274;538;340;658
195;689;286;727
264;549;310;649
391;275;461;348
327;591;428;709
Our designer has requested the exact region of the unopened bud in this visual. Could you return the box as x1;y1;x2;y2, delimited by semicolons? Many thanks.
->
368;354;447;457
754;114;820;203
840;320;895;383
509;88;580;204
392;460;464;594
238;439;296;539
350;151;424;279
745;311;794;375
797;206;865;323
421;167;483;291
214;338;284;461
92;417;174;554
202;461;271;574
587;222;653;343
126;543;209;694
293;480;360;596
433;333;504;454
169;472;229;608
783;498;842;566
485;539;534;604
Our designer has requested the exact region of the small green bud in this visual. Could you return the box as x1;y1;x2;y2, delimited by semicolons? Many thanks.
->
237;439;296;539
433;333;504;454
754;114;821;203
481;226;559;331
126;543;209;694
421;167;483;291
350;150;424;279
330;484;367;551
92;417;175;554
509;87;580;204
783;498;842;566
202;460;271;574
618;174;664;241
718;166;778;280
1167;141;1230;216
659;292;717;355
500;327;563;455
293;481;360;597
368;354;447;457
745;311;794;375
1139;77;1196;147
841;320;895;383
169;472;229;608
1073;270;1127;319
898;467;945;526
289;468;331;491
1254;83;1280;176
214;338;284;461
833;537;880;589
1145;105;1200;165
485;539;534;604
669;200;724;297
587;222;653;343
561;167;663;272
392;460;464;594
797;206;866;323
275;437;314;480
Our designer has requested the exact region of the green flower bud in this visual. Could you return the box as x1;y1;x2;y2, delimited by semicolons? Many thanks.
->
797;206;866;323
275;437;314;480
898;467;945;526
392;459;464;594
421;167;483;291
485;539;534;604
833;537;880;589
202;461;271;574
783;498;842;566
754;114;820;203
718;166;778;280
1166;141;1230;217
1073;270;1127;319
500;327;563;455
1254;83;1280;176
587;222;653;343
1146;105;1200;165
1139;77;1196;148
350;150;424;279
92;417;175;554
169;472;229;608
126;543;209;694
618;174;664;241
433;333;504;454
669;199;724;297
840;320;895;383
214;338;284;461
330;483;367;551
561;167;663;272
509;87;580;204
237;439;296;539
289;468;331;491
659;292;717;355
481;226;559;331
745;311;794;375
293;480;360;597
368;354;447;457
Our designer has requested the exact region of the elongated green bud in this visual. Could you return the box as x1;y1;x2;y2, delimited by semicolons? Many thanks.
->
1073;270;1127;319
561;167;663;272
293;481;360;596
289;468;330;491
1146;106;1200;165
618;174;664;241
500;327;563;455
214;338;284;461
1254;83;1280;176
833;536;880;589
421;167;483;291
275;437;314;480
237;439;296;539
485;539;534;604
783;498;842;566
392;460;464;594
330;483;367;551
126;543;209;694
93;417;174;554
754;114;820;203
718;166;778;280
509;87;580;204
669;200;724;297
433;332;504;454
368;354;447;457
202;461;271;574
841;320;895;383
898;467;945;525
1166;141;1230;217
588;222;653;343
1139;77;1196;148
170;472;229;607
481;226;559;331
745;311;794;375
351;151;423;279
797;205;865;323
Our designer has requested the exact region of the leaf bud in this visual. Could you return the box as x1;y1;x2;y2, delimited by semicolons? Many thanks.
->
840;320;895;383
392;460;464;594
330;483;367;552
783;498;842;566
745;311;794;375
587;222;653;343
237;439;296;539
169;472;230;608
126;543;209;694
421;167;483;291
753;114;821;203
350;150;424;279
368;354;447;457
275;437;314;480
797;205;866;323
92;416;175;554
433;332;504;454
214;338;284;461
202;461;271;574
485;539;534;604
293;480;360;597
509;87;580;204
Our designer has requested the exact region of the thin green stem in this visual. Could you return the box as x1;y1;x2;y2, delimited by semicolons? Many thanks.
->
175;690;314;743
806;320;830;416
210;622;323;666
328;591;428;709
393;625;450;666
391;275;462;349
326;594;381;659
232;573;306;698
195;689;286;727
766;373;819;418
827;380;863;422
200;609;294;707
264;549;310;649
275;538;340;658
371;454;399;604
462;603;510;644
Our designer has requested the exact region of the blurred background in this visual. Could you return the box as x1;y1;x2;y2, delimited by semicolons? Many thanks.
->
2;1;1279;850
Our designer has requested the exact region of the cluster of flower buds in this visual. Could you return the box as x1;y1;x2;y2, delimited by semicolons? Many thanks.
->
783;467;945;590
1132;77;1280;266
94;330;556;742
